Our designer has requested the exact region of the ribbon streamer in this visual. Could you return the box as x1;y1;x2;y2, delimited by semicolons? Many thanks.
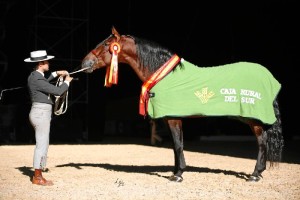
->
105;42;121;87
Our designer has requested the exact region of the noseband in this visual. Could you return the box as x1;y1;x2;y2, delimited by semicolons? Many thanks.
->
91;49;100;64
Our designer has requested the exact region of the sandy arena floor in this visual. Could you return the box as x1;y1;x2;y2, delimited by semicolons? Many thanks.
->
0;137;300;200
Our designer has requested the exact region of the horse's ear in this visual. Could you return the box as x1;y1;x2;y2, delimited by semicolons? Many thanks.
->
112;26;120;41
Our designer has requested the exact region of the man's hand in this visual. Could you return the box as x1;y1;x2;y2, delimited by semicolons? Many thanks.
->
56;70;69;76
65;75;73;82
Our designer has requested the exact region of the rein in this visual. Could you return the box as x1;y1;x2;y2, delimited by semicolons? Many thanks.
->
53;67;89;115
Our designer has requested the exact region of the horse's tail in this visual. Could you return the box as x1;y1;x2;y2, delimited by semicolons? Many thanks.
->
266;97;284;167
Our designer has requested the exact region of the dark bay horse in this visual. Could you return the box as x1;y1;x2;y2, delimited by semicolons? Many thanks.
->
81;27;284;182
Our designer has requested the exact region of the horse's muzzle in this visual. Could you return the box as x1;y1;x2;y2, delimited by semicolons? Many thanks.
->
84;67;94;73
81;61;94;73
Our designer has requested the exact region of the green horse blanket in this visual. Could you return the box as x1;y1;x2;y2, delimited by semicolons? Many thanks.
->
146;60;281;125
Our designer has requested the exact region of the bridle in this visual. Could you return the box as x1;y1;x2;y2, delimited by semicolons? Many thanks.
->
91;34;114;65
90;34;134;64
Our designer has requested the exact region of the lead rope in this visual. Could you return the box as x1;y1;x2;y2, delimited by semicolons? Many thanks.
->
54;76;67;115
53;67;89;115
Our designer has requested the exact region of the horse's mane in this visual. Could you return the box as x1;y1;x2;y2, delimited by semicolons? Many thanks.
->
132;36;178;73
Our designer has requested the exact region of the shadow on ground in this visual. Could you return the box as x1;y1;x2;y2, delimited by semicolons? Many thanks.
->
2;135;299;164
65;136;300;165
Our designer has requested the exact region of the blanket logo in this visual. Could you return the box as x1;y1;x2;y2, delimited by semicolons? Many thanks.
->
220;88;262;104
194;87;215;103
195;87;262;105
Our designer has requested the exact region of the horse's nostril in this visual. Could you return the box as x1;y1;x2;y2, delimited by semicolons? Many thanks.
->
81;62;94;73
87;60;95;68
82;61;92;69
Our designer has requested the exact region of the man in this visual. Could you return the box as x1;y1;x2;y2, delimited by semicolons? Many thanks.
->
25;50;73;186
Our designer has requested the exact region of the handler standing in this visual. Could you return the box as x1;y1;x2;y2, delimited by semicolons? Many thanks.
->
25;50;73;186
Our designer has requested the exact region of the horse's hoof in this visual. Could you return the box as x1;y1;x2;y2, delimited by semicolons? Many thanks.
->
247;175;262;182
168;175;183;182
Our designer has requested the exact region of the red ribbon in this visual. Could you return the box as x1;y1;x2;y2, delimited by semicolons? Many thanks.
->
139;54;181;117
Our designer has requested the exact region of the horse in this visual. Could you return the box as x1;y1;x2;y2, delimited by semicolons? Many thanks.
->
81;26;284;182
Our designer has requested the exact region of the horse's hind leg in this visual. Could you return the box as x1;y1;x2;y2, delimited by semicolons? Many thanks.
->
165;119;186;182
150;119;163;146
248;120;267;182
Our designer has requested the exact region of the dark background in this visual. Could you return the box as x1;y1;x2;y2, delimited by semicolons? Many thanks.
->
0;0;299;144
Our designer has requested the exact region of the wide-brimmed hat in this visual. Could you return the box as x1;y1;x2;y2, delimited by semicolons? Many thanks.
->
24;50;54;62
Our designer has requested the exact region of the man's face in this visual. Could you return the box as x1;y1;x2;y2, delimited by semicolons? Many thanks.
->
38;60;50;72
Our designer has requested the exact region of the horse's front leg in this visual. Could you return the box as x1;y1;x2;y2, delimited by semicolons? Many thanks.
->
248;122;267;182
166;119;186;182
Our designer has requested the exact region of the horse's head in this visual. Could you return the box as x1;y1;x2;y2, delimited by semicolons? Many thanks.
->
82;26;177;82
81;27;123;73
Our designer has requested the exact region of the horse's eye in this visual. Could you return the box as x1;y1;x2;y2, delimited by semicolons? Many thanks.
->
104;42;109;47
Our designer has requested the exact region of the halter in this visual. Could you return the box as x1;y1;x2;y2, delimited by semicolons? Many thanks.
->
91;49;100;64
91;34;114;64
90;34;122;87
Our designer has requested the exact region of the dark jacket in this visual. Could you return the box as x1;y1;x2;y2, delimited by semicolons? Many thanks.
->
27;71;69;105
